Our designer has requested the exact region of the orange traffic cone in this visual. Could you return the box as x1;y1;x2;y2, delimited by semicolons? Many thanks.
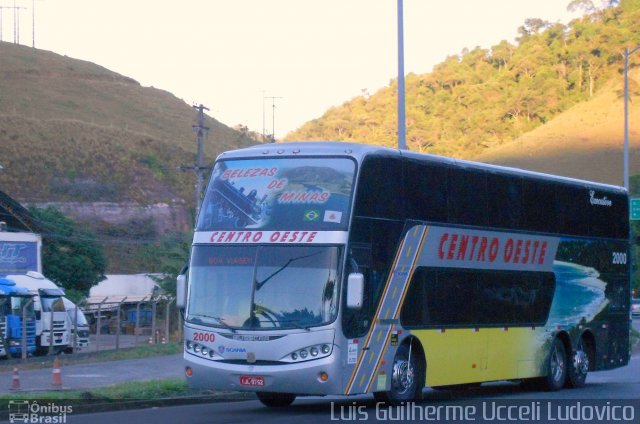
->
52;358;62;389
10;367;21;391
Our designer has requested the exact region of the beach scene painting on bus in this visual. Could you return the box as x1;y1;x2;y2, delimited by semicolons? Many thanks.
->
197;158;355;231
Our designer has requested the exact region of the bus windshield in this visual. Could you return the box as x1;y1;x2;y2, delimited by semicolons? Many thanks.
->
196;157;355;231
187;245;341;330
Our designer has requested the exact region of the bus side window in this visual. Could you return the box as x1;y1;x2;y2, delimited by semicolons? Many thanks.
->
353;156;403;220
486;173;523;230
404;159;447;222
447;168;488;227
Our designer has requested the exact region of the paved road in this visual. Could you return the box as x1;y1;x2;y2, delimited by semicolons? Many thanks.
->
59;348;640;424
0;319;640;424
0;354;183;394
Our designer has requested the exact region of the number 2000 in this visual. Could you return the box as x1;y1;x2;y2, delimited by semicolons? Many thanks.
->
612;252;627;265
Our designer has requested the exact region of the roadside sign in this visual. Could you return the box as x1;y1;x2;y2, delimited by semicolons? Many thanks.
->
631;198;640;220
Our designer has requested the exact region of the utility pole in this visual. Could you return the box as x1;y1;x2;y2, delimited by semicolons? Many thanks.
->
179;104;210;220
264;96;282;142
624;46;640;190
262;90;266;142
192;104;209;217
397;0;407;150
10;1;26;45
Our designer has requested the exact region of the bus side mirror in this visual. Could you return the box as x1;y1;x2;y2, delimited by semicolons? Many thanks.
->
176;273;187;309
346;273;364;309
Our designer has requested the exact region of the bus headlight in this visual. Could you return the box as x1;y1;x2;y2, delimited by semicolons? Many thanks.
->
194;344;201;353
282;343;333;362
201;347;209;356
186;341;193;350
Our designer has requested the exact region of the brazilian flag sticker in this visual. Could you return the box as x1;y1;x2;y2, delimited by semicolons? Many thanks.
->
304;210;320;222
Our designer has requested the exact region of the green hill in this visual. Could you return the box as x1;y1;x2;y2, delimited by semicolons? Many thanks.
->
0;41;256;204
0;42;258;272
474;69;640;187
285;0;640;169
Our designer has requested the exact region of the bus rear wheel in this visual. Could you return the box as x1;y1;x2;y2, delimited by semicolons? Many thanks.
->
256;392;296;407
566;337;589;388
374;342;424;404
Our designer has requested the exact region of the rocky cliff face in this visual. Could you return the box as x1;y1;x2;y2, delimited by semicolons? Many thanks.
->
30;201;193;235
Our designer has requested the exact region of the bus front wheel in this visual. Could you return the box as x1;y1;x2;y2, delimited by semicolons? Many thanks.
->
256;392;296;407
374;342;424;403
544;338;567;391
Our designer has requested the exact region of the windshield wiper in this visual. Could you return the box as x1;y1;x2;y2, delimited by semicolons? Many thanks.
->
255;251;322;291
190;314;237;333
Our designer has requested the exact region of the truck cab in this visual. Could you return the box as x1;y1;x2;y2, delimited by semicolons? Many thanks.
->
5;272;72;355
62;297;90;353
0;278;36;358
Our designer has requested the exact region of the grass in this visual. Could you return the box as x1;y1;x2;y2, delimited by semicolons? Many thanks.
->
0;379;191;402
0;378;254;418
0;342;183;372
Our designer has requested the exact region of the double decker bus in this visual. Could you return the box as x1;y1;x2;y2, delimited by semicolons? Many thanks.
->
180;142;630;406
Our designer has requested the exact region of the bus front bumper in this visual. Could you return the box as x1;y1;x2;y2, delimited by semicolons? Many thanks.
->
184;349;343;395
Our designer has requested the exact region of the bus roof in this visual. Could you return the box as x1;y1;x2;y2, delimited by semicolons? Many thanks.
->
216;141;626;195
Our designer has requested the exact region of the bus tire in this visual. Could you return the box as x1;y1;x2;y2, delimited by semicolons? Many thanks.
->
566;337;589;388
544;338;567;391
373;341;424;404
256;392;296;407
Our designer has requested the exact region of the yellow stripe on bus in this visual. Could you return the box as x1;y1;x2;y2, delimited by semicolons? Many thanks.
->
344;234;408;394
366;331;392;393
395;227;428;318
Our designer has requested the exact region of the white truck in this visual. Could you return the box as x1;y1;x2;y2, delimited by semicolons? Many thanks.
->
62;297;90;352
5;272;72;355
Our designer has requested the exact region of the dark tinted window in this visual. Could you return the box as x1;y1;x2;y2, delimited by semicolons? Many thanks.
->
400;267;555;328
342;217;404;338
486;173;523;230
353;156;403;220
554;184;588;236
447;168;488;226
523;180;558;233
404;160;448;222
588;190;628;239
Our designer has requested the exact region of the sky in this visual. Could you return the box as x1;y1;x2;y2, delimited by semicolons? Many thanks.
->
3;0;581;139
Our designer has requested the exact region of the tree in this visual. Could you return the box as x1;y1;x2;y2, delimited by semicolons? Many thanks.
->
29;206;106;301
138;232;191;297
